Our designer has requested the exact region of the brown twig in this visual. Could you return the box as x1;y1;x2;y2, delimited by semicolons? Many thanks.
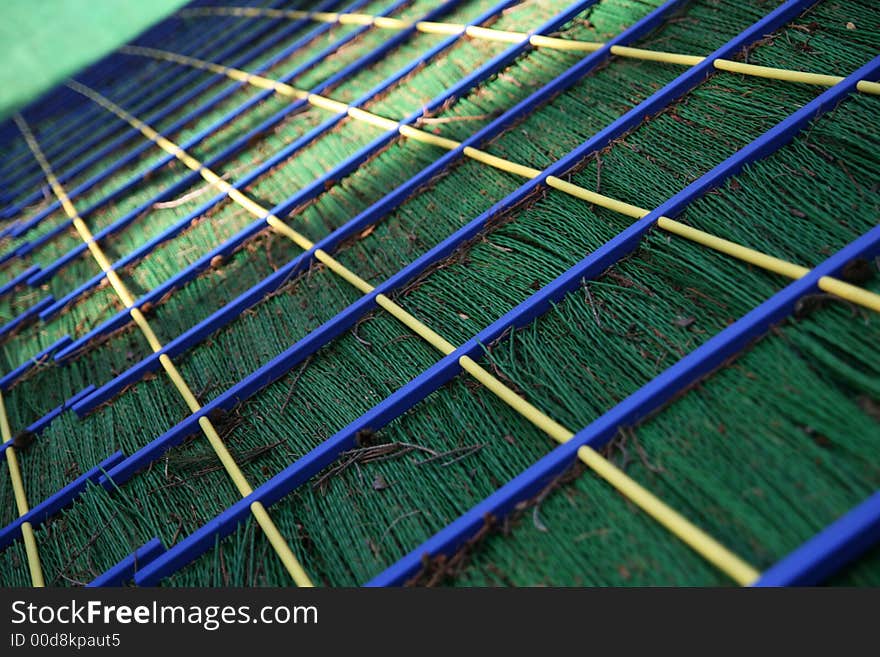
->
51;510;120;585
279;355;313;414
311;441;441;491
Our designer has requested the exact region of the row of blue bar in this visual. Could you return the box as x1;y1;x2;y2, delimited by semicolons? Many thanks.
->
0;0;876;588
1;0;288;214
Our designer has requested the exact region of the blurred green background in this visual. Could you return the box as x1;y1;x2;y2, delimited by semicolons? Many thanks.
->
0;0;189;121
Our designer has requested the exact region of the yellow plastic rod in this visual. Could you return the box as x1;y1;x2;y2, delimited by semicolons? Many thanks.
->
657;218;880;312
176;6;880;94
414;21;467;36
712;59;843;86
529;34;603;52
610;45;705;66
464;25;525;44
0;387;45;587
856;80;880;95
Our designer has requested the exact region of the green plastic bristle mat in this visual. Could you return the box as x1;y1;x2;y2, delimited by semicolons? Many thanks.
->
0;0;877;588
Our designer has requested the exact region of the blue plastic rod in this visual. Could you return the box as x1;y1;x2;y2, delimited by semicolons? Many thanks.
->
88;537;166;587
0;264;40;298
0;296;55;339
753;492;880;586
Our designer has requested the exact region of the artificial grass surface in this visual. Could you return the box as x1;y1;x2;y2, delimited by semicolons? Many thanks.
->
0;0;189;121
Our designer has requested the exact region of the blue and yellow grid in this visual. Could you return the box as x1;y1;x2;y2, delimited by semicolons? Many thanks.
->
0;0;877;587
